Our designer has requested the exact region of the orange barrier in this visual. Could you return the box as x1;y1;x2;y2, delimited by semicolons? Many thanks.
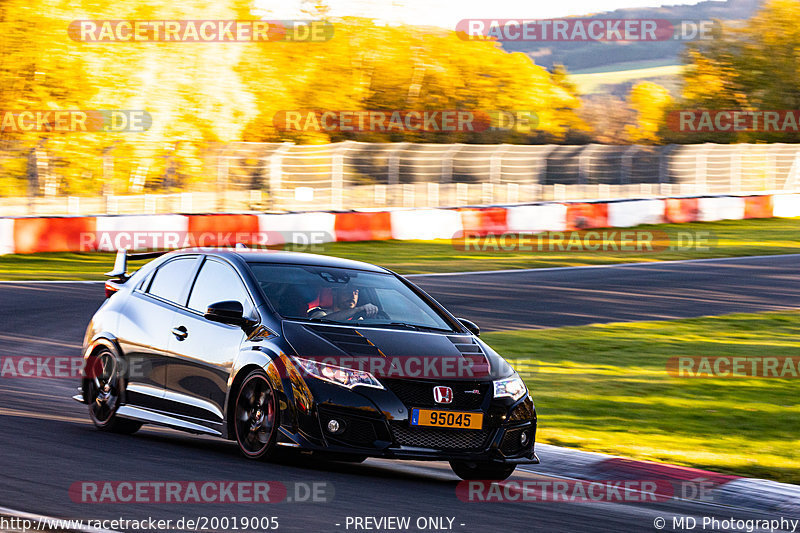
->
0;194;786;255
185;214;260;246
334;211;393;242
664;198;699;224
458;207;509;236
13;217;97;254
565;203;609;230
743;195;773;219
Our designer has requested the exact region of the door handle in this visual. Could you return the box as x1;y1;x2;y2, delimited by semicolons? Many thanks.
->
171;326;188;340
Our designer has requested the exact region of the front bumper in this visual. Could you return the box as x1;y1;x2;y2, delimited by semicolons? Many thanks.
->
277;420;539;464
281;377;539;464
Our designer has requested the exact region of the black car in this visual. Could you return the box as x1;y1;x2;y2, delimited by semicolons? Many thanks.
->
75;248;538;480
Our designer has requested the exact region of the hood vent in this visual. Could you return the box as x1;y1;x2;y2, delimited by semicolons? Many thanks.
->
447;335;483;355
304;325;383;357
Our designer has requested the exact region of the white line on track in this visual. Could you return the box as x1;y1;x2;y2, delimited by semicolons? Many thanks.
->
405;253;800;277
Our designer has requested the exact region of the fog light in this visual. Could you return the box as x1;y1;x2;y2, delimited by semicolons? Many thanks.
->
520;431;529;446
327;419;341;433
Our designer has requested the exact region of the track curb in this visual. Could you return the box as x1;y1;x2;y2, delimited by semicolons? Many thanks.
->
521;444;800;516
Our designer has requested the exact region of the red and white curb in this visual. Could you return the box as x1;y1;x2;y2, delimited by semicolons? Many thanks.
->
523;444;800;515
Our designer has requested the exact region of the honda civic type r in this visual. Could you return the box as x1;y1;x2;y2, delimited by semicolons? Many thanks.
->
75;248;538;480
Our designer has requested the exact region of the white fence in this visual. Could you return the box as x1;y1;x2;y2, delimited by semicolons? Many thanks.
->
3;141;800;215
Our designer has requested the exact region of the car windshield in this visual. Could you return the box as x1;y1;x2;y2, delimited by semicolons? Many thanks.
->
247;262;454;331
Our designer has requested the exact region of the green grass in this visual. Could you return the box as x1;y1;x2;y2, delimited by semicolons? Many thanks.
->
1;217;799;280
570;59;680;75
483;311;800;483
569;63;684;94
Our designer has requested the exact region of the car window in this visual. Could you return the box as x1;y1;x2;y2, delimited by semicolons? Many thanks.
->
247;262;454;331
147;257;197;305
187;259;254;317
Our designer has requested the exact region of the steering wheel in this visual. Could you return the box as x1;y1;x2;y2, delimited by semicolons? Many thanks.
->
352;307;390;321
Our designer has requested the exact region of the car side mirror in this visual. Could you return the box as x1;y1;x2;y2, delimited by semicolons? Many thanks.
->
205;300;253;328
457;318;480;336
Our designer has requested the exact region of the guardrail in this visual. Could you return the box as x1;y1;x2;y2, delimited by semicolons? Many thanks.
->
3;141;800;215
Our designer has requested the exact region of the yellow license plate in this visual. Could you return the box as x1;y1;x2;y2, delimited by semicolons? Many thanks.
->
410;409;483;429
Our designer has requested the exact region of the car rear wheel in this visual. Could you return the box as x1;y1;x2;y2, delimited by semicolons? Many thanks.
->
234;370;278;459
86;348;142;435
449;460;516;481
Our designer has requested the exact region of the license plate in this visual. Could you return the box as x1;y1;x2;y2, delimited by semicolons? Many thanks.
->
410;409;483;429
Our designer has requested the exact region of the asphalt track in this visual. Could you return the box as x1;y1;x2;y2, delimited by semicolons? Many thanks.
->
0;255;798;532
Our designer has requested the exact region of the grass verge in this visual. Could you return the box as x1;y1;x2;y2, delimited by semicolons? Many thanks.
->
0;217;799;280
483;311;800;483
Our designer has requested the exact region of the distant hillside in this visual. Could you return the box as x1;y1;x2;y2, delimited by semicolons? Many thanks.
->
569;63;684;96
502;0;761;72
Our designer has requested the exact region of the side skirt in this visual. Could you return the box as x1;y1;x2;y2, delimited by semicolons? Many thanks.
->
115;405;222;436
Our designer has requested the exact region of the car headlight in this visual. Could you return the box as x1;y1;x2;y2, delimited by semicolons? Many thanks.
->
292;357;384;390
493;374;527;401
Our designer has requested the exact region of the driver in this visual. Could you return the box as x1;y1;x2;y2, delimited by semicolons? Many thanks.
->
308;286;378;321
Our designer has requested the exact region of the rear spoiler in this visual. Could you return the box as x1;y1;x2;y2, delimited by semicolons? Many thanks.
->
104;249;170;281
105;243;250;280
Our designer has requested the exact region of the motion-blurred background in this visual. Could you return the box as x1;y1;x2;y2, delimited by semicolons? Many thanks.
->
0;0;796;215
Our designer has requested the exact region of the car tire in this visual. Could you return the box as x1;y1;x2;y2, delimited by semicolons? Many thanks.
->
85;347;143;435
233;369;278;460
449;460;516;481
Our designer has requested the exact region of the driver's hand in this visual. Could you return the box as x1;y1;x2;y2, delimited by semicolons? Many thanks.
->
361;303;378;317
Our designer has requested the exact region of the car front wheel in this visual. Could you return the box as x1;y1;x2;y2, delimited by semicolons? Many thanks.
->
234;369;278;459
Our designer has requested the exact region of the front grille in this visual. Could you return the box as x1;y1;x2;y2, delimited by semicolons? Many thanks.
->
390;422;490;450
383;379;489;410
339;417;378;445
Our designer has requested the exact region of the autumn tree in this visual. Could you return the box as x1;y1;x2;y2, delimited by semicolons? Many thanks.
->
625;81;673;144
677;0;800;143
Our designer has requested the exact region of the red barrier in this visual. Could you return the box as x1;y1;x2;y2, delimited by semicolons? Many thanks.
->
565;203;609;230
664;198;699;224
458;207;509;236
185;214;259;245
334;211;392;242
743;195;773;219
13;217;97;253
